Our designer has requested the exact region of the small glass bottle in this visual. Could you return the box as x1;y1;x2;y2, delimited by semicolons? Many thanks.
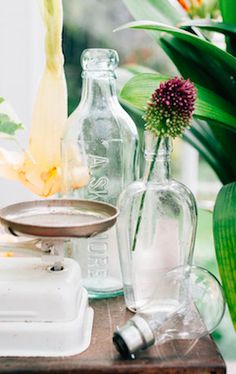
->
117;131;197;311
61;49;139;298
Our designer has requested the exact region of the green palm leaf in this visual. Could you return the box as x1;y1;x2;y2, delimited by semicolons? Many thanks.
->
159;35;231;96
115;21;236;78
219;0;236;25
219;0;236;56
213;182;236;330
180;19;236;36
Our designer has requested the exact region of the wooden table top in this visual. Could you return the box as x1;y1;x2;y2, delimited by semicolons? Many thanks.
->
0;296;226;374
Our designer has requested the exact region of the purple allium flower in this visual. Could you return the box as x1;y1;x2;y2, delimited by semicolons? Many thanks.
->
143;77;197;138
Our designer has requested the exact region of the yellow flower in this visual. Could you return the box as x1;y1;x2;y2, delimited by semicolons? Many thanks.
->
0;0;89;197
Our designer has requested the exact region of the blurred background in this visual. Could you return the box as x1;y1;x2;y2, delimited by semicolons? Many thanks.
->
0;0;235;367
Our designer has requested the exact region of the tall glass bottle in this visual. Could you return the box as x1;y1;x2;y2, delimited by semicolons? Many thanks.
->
117;131;197;311
61;49;139;298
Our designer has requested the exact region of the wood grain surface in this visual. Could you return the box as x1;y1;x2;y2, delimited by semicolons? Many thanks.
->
0;296;226;374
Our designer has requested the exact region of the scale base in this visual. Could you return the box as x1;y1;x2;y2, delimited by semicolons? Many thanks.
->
0;258;93;357
0;289;93;357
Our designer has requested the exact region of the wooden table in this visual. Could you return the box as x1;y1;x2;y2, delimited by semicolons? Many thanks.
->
0;296;226;374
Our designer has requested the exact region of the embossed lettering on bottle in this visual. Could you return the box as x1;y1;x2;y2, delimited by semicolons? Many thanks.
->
87;154;109;279
87;155;109;200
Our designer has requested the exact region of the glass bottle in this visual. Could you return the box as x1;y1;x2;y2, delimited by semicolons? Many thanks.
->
117;131;197;311
113;265;225;358
61;48;139;298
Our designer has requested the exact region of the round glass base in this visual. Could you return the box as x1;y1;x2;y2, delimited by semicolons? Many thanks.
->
83;276;123;299
88;288;123;299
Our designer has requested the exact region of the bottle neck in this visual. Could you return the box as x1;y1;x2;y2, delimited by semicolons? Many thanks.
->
80;71;118;107
143;133;172;182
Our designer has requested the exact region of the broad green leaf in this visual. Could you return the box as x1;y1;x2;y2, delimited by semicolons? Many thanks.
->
0;98;4;104
160;36;221;92
219;0;236;56
213;182;236;330
0;113;23;136
219;0;236;25
120;73;236;131
117;65;160;98
116;21;236;77
180;20;236;36
160;34;236;106
196;87;236;130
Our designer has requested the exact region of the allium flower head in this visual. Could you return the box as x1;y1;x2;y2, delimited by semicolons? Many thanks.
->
143;77;197;138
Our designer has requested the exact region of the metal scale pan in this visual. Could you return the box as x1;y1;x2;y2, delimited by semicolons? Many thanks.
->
0;199;119;239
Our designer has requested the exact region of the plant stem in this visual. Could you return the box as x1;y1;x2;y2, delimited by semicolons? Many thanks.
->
131;136;162;251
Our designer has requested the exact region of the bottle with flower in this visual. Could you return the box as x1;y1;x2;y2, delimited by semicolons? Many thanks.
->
117;77;198;312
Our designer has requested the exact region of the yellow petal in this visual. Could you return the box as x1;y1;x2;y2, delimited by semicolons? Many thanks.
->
0;0;89;197
18;157;61;197
42;0;64;75
28;68;67;169
18;0;67;197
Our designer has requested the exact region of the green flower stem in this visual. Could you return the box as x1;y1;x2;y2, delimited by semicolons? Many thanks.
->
131;136;162;251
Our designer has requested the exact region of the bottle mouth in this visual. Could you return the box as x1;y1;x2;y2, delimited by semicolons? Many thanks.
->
81;48;119;71
144;131;173;157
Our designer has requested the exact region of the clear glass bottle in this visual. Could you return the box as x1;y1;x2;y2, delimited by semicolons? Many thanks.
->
117;131;197;311
113;265;225;358
61;48;139;298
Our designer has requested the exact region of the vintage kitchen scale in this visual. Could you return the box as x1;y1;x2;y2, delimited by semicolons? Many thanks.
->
0;199;118;357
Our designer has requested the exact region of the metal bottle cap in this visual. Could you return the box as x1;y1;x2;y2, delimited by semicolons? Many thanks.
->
113;315;155;358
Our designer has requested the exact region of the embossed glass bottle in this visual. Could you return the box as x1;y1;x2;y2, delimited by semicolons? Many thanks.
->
117;131;197;311
61;49;139;298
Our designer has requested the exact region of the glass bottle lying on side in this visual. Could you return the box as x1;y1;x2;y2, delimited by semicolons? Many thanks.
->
113;265;225;358
61;48;140;299
117;131;197;311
